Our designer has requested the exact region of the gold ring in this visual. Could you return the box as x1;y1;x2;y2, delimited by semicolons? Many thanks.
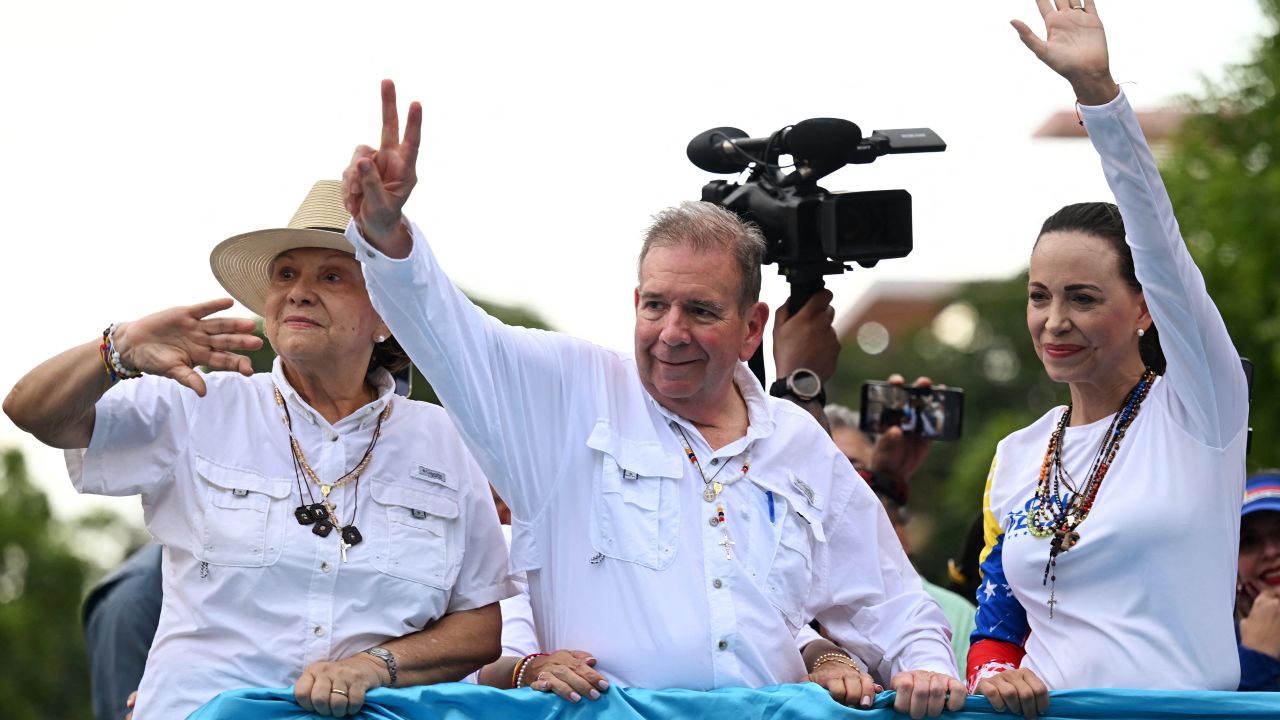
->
331;689;349;697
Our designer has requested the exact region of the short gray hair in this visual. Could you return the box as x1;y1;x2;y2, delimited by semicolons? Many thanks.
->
824;403;861;431
637;201;767;310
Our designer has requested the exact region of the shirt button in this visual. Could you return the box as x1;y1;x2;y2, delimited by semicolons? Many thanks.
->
313;626;326;637
710;459;720;465
708;516;720;527
328;432;339;442
712;578;723;589
717;639;728;651
321;562;332;573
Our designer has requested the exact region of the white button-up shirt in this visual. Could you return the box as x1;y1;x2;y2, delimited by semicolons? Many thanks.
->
66;360;514;720
351;219;956;689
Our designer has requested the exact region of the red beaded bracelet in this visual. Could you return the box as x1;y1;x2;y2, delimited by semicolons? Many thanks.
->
512;652;549;689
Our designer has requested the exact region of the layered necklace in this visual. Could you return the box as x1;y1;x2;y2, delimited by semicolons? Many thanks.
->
1028;367;1155;617
671;422;751;560
273;385;392;562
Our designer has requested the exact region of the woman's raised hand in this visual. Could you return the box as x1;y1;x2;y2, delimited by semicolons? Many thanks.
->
112;298;261;396
1011;0;1118;105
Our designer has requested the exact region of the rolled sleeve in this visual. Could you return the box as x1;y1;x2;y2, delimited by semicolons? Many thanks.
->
67;376;193;498
447;457;518;613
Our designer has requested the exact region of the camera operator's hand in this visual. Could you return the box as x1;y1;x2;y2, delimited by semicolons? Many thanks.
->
343;79;421;259
870;374;933;483
773;289;839;381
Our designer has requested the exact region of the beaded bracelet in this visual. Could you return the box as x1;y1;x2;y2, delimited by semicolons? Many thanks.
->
101;324;142;381
812;652;861;673
512;652;549;689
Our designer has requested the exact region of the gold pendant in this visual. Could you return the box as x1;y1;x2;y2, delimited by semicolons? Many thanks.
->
713;481;723;496
321;485;332;497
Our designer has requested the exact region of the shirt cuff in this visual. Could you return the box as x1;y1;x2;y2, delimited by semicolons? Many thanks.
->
447;578;520;614
345;217;425;278
1076;86;1129;119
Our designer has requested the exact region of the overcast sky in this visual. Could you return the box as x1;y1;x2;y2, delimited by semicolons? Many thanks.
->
1;0;1270;523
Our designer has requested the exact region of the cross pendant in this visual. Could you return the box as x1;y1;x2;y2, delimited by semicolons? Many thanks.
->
1047;591;1057;619
340;540;351;563
718;534;735;560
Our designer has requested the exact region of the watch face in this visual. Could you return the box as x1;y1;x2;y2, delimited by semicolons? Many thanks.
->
790;370;821;399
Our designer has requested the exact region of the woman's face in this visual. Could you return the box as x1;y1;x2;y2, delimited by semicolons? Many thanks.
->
1239;511;1280;596
262;248;387;373
1027;231;1150;388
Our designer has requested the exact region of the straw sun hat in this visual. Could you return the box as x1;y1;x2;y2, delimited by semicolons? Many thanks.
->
209;180;355;316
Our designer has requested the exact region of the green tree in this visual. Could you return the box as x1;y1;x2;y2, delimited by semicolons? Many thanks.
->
830;275;1059;583
1160;0;1280;469
0;448;95;720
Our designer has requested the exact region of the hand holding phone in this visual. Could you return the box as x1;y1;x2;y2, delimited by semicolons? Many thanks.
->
860;380;964;441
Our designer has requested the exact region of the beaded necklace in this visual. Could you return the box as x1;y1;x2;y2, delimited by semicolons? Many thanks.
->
1028;368;1155;617
671;422;751;560
273;385;392;562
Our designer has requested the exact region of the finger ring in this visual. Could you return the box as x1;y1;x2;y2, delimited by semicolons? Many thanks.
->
331;689;349;697
1070;2;1085;8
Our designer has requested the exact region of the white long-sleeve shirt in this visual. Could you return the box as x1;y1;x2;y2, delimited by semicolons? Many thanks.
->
976;90;1249;690
67;361;514;719
350;219;956;689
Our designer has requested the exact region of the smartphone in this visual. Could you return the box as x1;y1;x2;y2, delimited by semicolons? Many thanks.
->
859;381;964;441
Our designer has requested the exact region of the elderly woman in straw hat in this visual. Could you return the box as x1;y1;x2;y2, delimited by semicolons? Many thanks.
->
4;181;513;719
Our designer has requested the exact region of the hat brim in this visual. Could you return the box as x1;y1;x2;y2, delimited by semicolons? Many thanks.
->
210;227;355;316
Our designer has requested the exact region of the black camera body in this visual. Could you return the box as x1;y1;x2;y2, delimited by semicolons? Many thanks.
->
688;120;945;308
700;181;915;268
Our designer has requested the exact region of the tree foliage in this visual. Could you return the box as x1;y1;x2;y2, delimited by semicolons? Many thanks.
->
1160;0;1280;469
0;449;95;719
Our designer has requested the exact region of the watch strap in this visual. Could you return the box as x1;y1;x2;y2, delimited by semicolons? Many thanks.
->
364;646;398;686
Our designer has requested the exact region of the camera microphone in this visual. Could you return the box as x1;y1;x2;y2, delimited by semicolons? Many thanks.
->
686;118;863;174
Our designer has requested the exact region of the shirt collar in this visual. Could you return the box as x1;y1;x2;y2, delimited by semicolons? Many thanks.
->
270;357;395;431
646;362;778;452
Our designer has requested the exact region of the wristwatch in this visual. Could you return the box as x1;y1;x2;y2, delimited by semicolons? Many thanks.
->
769;368;826;405
363;646;398;686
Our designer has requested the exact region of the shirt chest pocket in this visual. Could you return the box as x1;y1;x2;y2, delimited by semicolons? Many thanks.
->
195;456;292;568
368;481;462;590
587;424;682;571
754;483;827;630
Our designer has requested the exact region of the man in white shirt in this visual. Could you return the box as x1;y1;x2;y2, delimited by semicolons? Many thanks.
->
340;80;965;719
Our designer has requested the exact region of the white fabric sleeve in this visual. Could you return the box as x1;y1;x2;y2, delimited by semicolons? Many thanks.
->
64;375;194;500
498;575;540;659
808;457;957;680
1079;90;1249;448
446;454;518;612
349;219;592;524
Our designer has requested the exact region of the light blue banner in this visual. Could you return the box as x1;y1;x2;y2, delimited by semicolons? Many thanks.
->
189;682;1280;719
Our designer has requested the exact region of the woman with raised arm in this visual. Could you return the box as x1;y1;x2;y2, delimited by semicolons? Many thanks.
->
967;1;1250;717
3;182;512;720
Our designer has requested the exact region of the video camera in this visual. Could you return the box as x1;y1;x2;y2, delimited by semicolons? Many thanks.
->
686;118;946;311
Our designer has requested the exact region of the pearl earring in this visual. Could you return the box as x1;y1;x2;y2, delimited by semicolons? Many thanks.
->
376;335;387;343
1136;328;1145;338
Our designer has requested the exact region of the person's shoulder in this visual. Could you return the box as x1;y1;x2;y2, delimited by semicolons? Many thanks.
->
923;578;976;611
